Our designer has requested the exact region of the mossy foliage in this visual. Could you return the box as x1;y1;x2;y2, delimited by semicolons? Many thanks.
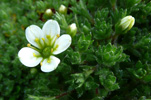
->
0;0;151;100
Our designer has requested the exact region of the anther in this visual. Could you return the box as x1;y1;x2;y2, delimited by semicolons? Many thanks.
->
46;35;50;39
35;38;39;42
55;44;59;48
51;48;53;52
40;62;42;66
33;53;36;57
27;43;31;47
42;38;45;41
47;59;51;63
57;34;60;38
53;44;59;51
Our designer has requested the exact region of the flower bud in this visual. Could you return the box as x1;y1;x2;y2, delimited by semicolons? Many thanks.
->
115;15;135;34
67;23;77;37
59;5;67;14
45;8;53;17
83;25;90;33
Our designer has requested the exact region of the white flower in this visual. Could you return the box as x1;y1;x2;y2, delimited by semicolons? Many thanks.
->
18;20;72;72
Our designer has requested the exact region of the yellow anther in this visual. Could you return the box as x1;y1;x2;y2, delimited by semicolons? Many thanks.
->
53;44;59;51
40;62;42;66
51;48;53;52
33;53;36;57
57;34;60;38
35;38;39;42
46;35;51;39
42;38;45;41
55;44;59;48
47;59;51;63
27;43;31;47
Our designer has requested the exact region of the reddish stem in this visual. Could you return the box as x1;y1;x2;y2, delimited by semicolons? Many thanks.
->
55;90;75;99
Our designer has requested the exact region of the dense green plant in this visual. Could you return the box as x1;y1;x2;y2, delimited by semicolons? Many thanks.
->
0;0;151;100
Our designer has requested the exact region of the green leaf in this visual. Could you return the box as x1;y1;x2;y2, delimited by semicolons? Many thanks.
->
28;95;56;100
96;68;120;91
67;50;81;64
78;34;93;52
96;43;128;66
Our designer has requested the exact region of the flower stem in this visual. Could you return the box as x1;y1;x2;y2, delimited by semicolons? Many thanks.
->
55;90;75;99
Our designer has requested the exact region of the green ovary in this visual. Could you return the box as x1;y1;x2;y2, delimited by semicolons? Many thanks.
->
41;46;52;58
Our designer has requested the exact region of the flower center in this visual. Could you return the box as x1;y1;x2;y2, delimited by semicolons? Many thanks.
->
41;46;53;58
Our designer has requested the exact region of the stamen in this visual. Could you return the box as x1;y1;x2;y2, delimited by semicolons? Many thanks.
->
33;53;36;57
34;38;43;48
27;43;31;47
57;34;60;38
42;38;45;41
35;38;39;42
27;43;40;52
46;35;51;39
51;48;53;52
55;44;59;48
40;62;42;66
47;59;51;63
53;44;59;51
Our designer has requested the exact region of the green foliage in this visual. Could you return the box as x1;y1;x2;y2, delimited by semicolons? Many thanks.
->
28;95;56;100
1;0;151;100
96;68;119;91
93;8;112;40
66;49;81;64
96;43;128;66
77;34;93;52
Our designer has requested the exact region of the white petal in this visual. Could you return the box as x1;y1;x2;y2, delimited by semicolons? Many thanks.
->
26;25;44;48
41;56;60;72
42;20;60;44
18;47;42;67
53;34;71;55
